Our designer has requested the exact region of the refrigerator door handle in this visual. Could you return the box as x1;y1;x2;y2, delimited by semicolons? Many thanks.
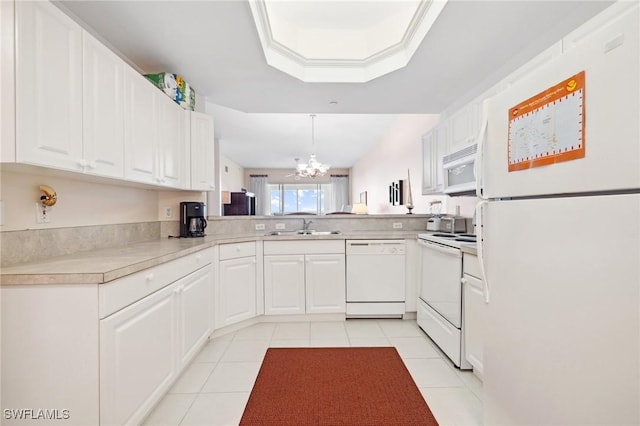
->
476;200;490;303
475;98;490;199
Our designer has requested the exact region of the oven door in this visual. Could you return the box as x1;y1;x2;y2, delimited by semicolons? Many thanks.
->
418;239;463;328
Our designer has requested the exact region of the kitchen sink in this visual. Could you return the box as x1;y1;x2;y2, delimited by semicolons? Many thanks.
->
266;230;341;236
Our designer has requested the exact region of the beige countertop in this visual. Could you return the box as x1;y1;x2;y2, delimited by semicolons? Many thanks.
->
0;231;422;286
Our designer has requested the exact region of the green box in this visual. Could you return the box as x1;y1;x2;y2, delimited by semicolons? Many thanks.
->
144;72;195;111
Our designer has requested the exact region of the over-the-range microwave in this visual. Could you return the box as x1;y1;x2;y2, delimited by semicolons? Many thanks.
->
442;143;477;196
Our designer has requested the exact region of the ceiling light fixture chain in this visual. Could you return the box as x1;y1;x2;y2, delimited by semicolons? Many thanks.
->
294;114;330;179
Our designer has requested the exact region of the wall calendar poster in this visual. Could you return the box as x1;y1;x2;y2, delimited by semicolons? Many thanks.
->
508;71;585;172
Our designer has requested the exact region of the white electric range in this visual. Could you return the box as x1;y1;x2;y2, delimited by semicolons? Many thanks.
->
417;232;476;369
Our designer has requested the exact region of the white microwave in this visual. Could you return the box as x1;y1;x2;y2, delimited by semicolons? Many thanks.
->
442;144;477;195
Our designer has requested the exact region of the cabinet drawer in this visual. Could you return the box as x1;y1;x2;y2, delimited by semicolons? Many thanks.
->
463;253;482;279
219;241;256;260
264;240;345;255
99;247;213;319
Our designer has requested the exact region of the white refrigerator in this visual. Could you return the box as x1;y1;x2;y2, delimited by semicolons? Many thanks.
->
476;2;639;425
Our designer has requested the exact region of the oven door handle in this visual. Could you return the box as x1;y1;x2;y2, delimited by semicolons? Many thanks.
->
417;239;462;257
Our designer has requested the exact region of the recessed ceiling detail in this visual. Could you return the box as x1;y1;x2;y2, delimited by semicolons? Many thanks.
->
249;0;448;83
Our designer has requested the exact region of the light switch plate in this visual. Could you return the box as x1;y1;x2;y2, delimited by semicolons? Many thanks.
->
255;224;265;230
275;223;286;230
393;222;403;229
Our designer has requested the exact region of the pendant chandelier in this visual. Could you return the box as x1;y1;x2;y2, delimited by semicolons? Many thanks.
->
294;114;330;179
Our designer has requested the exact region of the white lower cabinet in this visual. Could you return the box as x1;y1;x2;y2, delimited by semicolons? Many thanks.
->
100;282;178;426
305;254;346;314
217;242;257;328
177;267;213;367
263;241;345;315
100;263;212;425
263;254;306;315
0;247;213;426
462;252;485;379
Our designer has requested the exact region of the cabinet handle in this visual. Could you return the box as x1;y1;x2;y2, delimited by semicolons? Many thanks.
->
87;161;97;170
209;184;215;189
77;159;87;170
461;277;467;284
145;273;154;281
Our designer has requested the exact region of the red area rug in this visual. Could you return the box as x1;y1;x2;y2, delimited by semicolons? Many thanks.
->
240;347;439;426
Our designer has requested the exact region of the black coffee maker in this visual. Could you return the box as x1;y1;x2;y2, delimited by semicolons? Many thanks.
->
180;202;207;238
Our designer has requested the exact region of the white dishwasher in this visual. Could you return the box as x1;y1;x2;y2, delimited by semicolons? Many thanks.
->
346;240;406;318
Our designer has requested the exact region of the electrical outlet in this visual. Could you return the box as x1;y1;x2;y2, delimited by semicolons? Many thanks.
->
255;223;265;231
393;222;403;229
164;207;172;218
35;203;50;224
275;223;286;230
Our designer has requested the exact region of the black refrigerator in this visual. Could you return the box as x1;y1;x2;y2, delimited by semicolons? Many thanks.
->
223;192;256;216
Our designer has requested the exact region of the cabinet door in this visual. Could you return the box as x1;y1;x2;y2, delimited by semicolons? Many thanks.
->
463;273;484;378
446;106;472;154
1;0;15;163
124;66;157;184
190;112;216;191
15;1;83;171
421;130;437;194
83;32;124;178
217;257;257;327
263;254;306;315
157;95;187;188
100;283;178;426
177;266;212;368
305;254;345;314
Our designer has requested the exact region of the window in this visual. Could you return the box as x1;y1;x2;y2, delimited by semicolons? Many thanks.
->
269;183;332;215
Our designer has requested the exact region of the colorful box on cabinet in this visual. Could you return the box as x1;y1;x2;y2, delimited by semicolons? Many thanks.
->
144;72;195;111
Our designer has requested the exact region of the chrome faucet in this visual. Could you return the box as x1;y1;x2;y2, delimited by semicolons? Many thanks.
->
302;219;313;231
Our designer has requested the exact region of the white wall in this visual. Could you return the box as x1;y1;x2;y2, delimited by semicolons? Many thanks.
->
0;170;157;231
219;154;244;192
351;114;444;214
0;170;207;231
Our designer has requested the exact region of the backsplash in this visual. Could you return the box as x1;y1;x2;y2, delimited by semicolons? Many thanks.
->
205;215;434;236
1;222;160;267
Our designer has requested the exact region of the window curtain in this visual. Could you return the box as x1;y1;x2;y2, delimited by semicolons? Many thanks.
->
250;175;270;215
329;175;349;212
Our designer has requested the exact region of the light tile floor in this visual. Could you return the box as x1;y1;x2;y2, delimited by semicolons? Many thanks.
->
143;319;482;426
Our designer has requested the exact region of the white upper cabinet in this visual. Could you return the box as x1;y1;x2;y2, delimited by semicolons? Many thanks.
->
15;0;83;171
124;66;158;184
157;94;187;189
83;32;124;178
421;124;446;194
190;112;216;191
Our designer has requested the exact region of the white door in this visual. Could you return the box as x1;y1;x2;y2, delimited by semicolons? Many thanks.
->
157;95;186;188
480;194;640;425
190;112;216;190
462;273;484;378
100;283;178;426
305;254;345;314
177;266;212;367
15;1;83;171
83;32;124;178
481;3;639;198
217;257;256;327
124;66;157;184
263;255;305;315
